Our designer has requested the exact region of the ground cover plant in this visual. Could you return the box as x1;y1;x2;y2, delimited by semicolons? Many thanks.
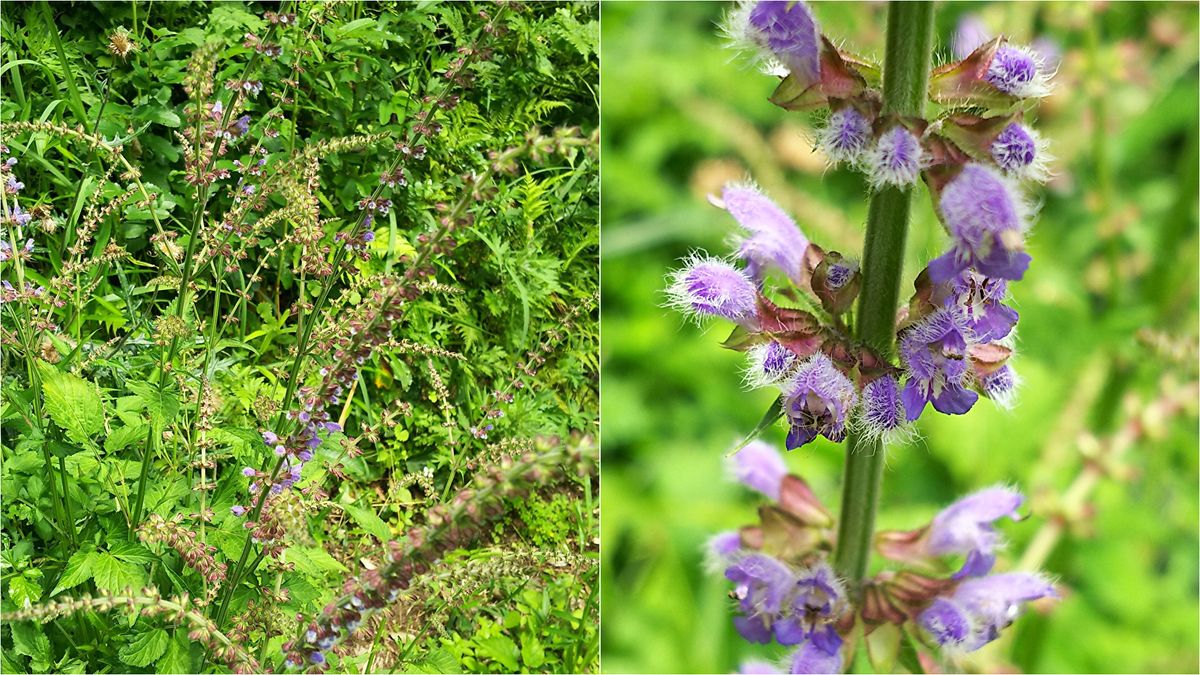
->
601;1;1197;673
0;1;599;673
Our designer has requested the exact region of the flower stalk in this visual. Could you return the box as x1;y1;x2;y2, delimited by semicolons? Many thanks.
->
833;1;935;588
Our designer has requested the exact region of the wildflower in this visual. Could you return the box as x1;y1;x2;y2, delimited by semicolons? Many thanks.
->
739;659;782;674
985;45;1052;99
242;467;257;477
706;530;743;572
929;163;1030;283
898;308;977;421
990;122;1050;182
928;486;1023;578
0;241;10;262
232;115;251;137
5;175;23;194
730;440;788;500
941;270;1018;342
818;107;872;166
666;255;759;327
717;183;810;286
725;553;796;644
106;27;139;60
731;1;821;88
867;125;926;189
919;572;1056;652
264;11;297;26
746;340;797;387
788;638;843;674
781;353;857;449
6;204;31;228
980;364;1020;409
951;14;990;60
230;505;247;516
773;561;847;647
859;374;906;440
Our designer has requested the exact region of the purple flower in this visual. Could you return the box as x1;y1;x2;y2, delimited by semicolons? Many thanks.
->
919;572;1056;652
774;562;847;647
730;440;788;500
985;45;1051;99
5;175;23;194
747;340;796;388
7;203;31;227
233;114;251;136
666;255;759;326
309;651;325;665
867;126;925;188
788;638;844;674
781;353;857;449
899;308;978;421
929;486;1023;578
719;183;810;285
738;660;782;675
0;241;10;262
990;123;1049;182
743;1;821;87
943;270;1018;342
230;505;246;516
706;530;743;572
262;431;278;445
981;364;1019;409
860;374;905;439
241;467;257;477
362;231;375;243
819;108;872;165
929;163;1030;283
726;553;796;644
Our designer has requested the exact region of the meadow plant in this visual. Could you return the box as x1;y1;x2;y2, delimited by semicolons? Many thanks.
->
667;1;1059;671
2;2;598;672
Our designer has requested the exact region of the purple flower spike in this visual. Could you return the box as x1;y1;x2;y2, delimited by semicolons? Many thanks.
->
667;255;759;327
991;123;1050;182
860;374;906;440
747;340;796;388
986;45;1051;99
744;1;821;87
929;486;1023;579
867;126;925;188
920;572;1056;652
819;108;872;166
788;638;844;674
944;270;1018;342
726;553;796;644
719;183;810;285
899;308;978;421
930;163;1030;283
731;440;788;500
781;353;857;449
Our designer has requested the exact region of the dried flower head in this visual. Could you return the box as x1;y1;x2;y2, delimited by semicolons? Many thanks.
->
107;27;139;60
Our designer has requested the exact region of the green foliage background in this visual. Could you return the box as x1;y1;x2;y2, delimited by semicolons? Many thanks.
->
600;2;1198;673
1;1;598;673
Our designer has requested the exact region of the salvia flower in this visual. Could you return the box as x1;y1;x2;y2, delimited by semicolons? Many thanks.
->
899;308;977;421
773;561;847;648
919;572;1056;652
928;486;1023;578
731;0;821;87
706;530;744;572
5;175;23;194
788;638;844;674
990;122;1050;182
726;553;796;643
943;270;1018;342
858;374;907;441
818;107;872;166
730;440;788;500
719;182;811;285
866;125;926;189
929;163;1030;283
746;340;797;388
980;363;1020;409
781;353;857;449
985;44;1051;100
666;254;760;327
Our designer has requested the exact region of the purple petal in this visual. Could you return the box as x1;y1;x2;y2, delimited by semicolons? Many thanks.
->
732;440;788;500
901;378;929;422
930;383;978;415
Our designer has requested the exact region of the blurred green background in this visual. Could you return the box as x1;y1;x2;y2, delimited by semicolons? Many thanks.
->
600;2;1198;673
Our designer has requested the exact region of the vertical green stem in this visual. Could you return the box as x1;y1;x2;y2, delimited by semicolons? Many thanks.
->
833;1;934;588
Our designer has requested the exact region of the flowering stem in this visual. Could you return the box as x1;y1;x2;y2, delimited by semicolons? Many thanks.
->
833;1;934;588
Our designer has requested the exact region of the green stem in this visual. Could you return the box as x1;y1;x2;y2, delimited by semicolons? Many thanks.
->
833;1;934;588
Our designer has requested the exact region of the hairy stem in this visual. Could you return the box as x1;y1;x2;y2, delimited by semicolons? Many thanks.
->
833;0;934;588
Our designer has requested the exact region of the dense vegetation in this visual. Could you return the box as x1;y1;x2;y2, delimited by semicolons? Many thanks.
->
1;1;598;673
601;2;1197;673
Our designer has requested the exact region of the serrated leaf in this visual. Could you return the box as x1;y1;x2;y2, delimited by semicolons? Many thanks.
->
51;550;96;595
476;635;519;672
9;622;51;664
8;575;43;607
109;541;157;564
127;380;179;428
37;361;104;449
92;552;143;592
520;635;545;669
105;423;145;453
156;631;194;674
345;503;391;541
119;628;169;667
284;546;348;577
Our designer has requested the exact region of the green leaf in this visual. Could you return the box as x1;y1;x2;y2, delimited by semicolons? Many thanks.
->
8;575;43;607
475;635;519;672
9;622;51;666
91;552;143;592
345;503;391;541
520;635;545;669
109;541;157;564
728;395;784;457
105;423;146;453
156;631;194;674
283;546;348;577
51;550;96;595
127;380;179;429
119;628;170;667
38;361;105;449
